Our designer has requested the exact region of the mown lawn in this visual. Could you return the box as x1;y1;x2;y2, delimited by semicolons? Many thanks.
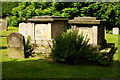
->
1;27;120;79
105;33;119;61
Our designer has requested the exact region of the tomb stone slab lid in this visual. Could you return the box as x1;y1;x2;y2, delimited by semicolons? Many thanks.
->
28;16;69;22
74;17;98;20
69;17;107;24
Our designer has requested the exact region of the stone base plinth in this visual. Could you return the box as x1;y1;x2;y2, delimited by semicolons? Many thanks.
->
7;47;25;59
32;39;53;57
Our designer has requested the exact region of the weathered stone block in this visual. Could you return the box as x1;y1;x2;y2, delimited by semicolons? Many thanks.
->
19;22;35;41
112;27;119;34
0;20;7;31
35;23;51;40
19;23;27;38
7;32;25;59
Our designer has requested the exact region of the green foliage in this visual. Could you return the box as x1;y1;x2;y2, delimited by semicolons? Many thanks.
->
0;2;2;16
52;31;92;64
95;52;113;65
52;11;61;16
116;18;120;27
106;30;113;34
61;8;79;18
26;5;36;18
24;36;33;58
9;2;120;27
106;30;109;33
108;30;112;34
51;30;114;65
35;8;43;16
7;16;27;27
42;7;55;15
2;2;19;16
80;2;120;28
7;16;20;27
18;16;27;22
12;2;36;18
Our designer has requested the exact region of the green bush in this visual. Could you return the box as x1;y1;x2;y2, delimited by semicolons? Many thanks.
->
106;30;113;34
51;30;95;64
106;30;109;33
24;36;34;58
95;53;113;65
108;30;112;34
51;30;114;65
2;2;19;16
7;16;20;27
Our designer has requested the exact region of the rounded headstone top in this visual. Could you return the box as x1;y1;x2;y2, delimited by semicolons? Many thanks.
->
7;32;23;37
7;32;25;48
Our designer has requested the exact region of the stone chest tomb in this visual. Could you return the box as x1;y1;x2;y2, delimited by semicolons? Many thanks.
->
69;17;107;46
19;16;68;53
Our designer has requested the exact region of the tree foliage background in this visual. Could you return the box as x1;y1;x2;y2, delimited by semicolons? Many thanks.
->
2;2;120;29
2;2;19;17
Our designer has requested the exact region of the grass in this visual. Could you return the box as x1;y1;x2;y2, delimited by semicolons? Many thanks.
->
2;59;120;78
105;33;119;61
1;27;120;79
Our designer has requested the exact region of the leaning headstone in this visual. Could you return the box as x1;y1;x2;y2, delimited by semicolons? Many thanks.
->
0;20;8;31
7;32;25;59
112;27;119;34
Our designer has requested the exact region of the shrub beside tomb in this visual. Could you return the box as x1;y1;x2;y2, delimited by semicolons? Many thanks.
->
24;36;34;58
7;16;20;27
51;30;116;65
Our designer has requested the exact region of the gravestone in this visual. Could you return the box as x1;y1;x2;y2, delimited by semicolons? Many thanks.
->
7;32;25;59
69;17;107;46
0;20;8;31
112;27;119;34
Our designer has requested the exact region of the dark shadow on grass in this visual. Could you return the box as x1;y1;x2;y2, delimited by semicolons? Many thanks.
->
0;46;7;49
2;78;120;80
2;58;120;79
0;36;7;37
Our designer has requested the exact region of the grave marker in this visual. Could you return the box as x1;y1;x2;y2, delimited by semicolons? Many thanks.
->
113;27;119;34
7;32;25;59
0;20;7;31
